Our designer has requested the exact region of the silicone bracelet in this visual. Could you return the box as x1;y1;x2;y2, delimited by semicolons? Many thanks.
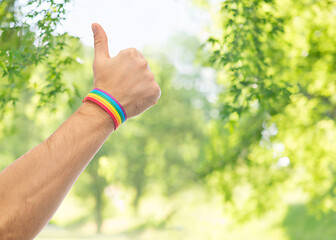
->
82;88;127;130
83;96;119;128
93;88;127;120
91;89;126;122
86;93;122;125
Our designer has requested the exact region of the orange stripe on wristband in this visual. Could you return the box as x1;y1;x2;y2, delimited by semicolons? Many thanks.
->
83;96;120;129
86;93;122;126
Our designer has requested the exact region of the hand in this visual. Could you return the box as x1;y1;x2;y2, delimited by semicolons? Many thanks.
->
90;23;161;119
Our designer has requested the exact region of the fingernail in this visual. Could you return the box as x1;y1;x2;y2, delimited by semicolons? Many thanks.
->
92;24;98;34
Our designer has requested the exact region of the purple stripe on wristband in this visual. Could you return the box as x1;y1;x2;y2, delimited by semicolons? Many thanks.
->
93;88;127;120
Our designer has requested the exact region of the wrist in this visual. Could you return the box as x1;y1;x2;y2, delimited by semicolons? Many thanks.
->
77;100;116;133
83;88;127;129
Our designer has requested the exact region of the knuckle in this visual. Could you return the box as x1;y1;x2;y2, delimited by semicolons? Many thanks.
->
94;36;107;48
119;48;139;59
124;48;138;56
151;98;158;105
92;60;99;69
146;72;155;82
119;48;130;56
139;59;148;68
152;94;160;105
94;39;101;48
155;84;161;97
124;49;132;55
151;82;161;100
129;48;138;54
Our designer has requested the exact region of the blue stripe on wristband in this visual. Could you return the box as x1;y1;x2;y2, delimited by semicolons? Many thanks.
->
91;89;126;122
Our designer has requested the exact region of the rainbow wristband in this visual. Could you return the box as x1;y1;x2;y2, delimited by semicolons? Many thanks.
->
82;88;127;129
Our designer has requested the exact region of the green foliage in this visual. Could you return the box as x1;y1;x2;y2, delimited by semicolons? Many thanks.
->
282;204;336;240
204;0;291;119
202;0;336;222
3;0;335;235
0;0;80;118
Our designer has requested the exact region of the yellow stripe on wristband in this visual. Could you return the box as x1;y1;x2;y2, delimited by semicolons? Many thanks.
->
87;93;122;126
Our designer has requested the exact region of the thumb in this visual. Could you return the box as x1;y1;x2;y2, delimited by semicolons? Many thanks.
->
92;23;110;59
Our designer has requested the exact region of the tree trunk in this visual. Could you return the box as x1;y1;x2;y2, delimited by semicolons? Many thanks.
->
95;192;103;233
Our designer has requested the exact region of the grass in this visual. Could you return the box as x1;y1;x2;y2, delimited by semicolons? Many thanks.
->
36;186;336;240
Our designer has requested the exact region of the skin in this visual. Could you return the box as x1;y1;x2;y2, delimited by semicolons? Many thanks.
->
0;23;161;240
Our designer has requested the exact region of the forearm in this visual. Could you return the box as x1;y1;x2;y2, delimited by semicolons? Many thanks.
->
0;101;114;239
0;22;160;240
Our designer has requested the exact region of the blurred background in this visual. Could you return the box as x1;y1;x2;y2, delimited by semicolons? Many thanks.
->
1;0;336;239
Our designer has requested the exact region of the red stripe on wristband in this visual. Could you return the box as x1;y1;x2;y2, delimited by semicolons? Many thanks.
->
83;96;119;129
93;88;127;120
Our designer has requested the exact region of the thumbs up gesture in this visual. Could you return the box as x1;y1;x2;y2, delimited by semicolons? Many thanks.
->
90;23;161;119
